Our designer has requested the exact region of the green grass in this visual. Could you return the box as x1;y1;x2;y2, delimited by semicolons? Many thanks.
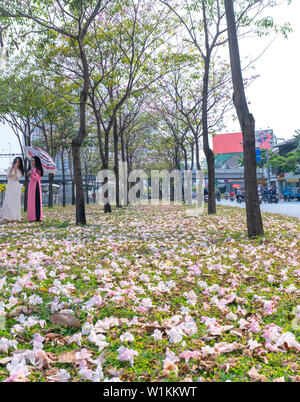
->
0;203;299;382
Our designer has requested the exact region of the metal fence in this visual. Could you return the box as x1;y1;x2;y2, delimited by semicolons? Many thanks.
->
0;193;96;210
0;191;4;209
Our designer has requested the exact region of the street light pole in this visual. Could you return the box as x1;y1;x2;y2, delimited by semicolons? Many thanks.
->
266;148;271;188
8;143;11;165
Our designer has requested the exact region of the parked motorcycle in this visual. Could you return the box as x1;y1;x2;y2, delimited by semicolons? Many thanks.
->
262;194;269;203
236;195;243;203
263;193;279;204
269;193;279;204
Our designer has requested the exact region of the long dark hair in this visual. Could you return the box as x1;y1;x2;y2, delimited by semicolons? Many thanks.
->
33;156;43;177
13;157;24;176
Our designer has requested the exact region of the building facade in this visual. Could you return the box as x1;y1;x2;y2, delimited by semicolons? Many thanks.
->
212;129;278;191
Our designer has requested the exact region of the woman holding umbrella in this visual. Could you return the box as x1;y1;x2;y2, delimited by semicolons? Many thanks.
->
27;156;43;222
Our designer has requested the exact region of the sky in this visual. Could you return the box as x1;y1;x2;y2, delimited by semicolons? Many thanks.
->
228;0;300;141
0;0;299;169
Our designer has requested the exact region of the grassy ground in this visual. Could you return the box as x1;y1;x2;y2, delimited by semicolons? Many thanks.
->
0;203;299;382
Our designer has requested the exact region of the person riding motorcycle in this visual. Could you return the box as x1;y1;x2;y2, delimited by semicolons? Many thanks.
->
263;187;270;203
204;188;208;202
241;188;245;201
236;188;243;203
269;186;279;203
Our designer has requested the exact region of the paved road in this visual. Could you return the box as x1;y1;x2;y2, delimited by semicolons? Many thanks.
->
217;199;300;219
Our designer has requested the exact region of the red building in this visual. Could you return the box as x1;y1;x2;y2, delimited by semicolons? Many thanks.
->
213;132;244;155
213;129;274;169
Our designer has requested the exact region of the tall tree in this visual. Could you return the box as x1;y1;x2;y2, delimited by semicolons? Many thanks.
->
81;136;101;204
160;0;228;214
0;0;112;225
87;0;177;212
225;0;264;238
161;0;292;215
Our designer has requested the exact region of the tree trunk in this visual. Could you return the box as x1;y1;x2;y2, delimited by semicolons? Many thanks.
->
72;138;86;225
195;136;201;171
73;36;91;225
85;172;89;204
202;3;216;215
104;131;112;213
120;128;126;163
113;118;121;208
183;146;188;170
60;151;66;207
204;147;216;213
101;159;112;213
24;173;29;212
225;0;264;238
93;181;96;204
126;140;132;204
120;128;128;206
72;181;75;205
96;119;112;213
174;147;180;170
202;69;216;214
93;116;111;212
62;172;66;207
67;151;75;205
148;177;151;200
22;158;29;212
48;173;54;208
190;143;194;171
73;85;87;223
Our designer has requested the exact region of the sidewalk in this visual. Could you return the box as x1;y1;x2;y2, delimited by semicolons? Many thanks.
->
218;199;300;219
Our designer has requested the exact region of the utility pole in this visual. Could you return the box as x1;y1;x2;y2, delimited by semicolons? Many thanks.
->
266;148;271;188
